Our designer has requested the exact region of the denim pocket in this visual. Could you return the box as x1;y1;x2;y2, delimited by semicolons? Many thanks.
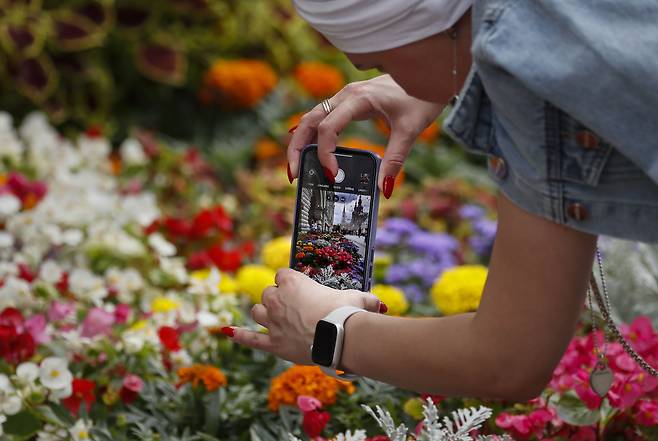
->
558;112;613;187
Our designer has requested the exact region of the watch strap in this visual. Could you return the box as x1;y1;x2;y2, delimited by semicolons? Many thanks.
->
319;305;367;379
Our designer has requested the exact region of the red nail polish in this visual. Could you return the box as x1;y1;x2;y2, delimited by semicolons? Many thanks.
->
288;125;298;134
323;167;335;184
287;163;294;184
383;175;395;199
379;302;388;314
220;326;235;337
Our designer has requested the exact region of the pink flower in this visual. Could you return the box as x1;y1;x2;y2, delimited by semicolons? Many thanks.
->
634;399;658;426
25;314;50;344
622;316;658;354
48;301;75;322
114;304;131;324
571;426;596;441
573;368;603;409
608;373;643;410
495;412;533;439
123;374;145;393
297;395;322;412
81;308;114;338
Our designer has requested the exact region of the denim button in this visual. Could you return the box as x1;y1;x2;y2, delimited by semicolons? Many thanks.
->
488;156;508;180
567;202;589;221
575;130;600;149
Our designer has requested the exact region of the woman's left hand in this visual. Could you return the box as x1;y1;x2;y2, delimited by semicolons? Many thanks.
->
226;268;383;365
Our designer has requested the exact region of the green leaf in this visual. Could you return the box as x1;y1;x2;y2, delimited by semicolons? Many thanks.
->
3;410;42;439
37;402;75;427
554;393;600;426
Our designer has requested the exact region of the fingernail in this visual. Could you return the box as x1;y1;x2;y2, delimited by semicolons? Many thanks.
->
323;167;335;184
287;163;294;184
383;175;395;199
379;302;388;314
288;125;298;134
220;326;235;337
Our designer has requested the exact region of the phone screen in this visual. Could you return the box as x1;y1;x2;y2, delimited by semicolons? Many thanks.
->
290;146;378;291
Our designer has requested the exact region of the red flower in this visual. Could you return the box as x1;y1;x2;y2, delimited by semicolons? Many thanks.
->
158;326;181;351
302;409;330;438
62;378;96;415
56;271;69;293
187;250;213;270
163;217;192;238
207;245;242;272
0;308;35;365
192;206;232;238
17;263;36;283
120;374;145;404
367;437;391;441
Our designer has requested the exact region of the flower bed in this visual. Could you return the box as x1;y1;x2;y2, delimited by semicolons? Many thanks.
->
0;113;657;441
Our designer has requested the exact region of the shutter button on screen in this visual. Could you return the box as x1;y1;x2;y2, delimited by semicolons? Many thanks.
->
335;168;345;183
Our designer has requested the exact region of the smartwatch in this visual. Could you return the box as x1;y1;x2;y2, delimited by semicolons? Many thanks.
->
310;305;367;380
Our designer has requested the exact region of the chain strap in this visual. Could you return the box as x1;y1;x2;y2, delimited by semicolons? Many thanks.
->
589;248;658;378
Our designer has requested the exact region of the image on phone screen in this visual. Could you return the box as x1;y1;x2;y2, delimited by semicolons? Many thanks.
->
291;146;378;291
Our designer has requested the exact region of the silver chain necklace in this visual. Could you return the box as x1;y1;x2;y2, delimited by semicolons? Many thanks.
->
587;247;658;398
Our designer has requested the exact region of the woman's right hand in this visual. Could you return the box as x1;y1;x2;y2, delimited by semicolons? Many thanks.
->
287;74;443;198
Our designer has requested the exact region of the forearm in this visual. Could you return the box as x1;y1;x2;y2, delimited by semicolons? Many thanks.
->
340;311;512;399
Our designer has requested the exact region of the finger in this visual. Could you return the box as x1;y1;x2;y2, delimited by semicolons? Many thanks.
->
230;327;274;352
359;291;384;313
250;303;271;328
377;127;416;197
261;285;278;308
274;267;298;287
287;105;327;178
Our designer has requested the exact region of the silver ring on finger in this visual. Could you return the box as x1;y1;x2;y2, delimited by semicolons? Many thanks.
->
321;99;334;115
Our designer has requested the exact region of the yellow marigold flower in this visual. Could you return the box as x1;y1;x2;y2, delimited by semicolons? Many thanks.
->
130;320;147;331
294;62;344;99
201;59;278;109
151;297;179;313
261;237;291;270
431;265;487;315
177;364;227;392
287;112;304;131
236;264;276;303
371;284;408;316
267;365;355;412
219;271;239;294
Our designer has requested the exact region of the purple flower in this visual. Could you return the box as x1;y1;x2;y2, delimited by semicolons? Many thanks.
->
407;232;458;260
382;218;420;236
375;228;400;248
459;204;485;221
401;284;426;303
384;263;412;284
470;218;497;257
81;307;115;338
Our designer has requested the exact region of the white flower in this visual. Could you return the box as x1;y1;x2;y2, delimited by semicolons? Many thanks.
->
0;112;24;165
39;357;72;391
0;276;31;309
159;258;188;284
120;138;147;166
39;260;63;284
16;362;40;384
2;394;22;415
61;229;83;246
148;233;176;257
0;194;21;218
68;268;107;305
78;134;110;168
69;419;92;441
189;267;220;296
0;231;14;249
122;330;146;354
170;349;192;368
50;382;73;401
0;414;6;437
0;374;13;393
197;311;220;328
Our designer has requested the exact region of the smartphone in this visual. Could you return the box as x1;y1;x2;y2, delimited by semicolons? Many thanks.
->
290;144;380;291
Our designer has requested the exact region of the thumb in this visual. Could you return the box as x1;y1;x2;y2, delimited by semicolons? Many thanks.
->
359;291;386;314
378;128;415;199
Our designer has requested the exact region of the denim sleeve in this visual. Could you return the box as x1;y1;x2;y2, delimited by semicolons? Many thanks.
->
472;0;658;186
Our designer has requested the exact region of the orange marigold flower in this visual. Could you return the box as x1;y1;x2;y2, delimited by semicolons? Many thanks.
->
375;118;441;143
177;364;227;392
294;62;344;99
201;59;278;109
267;365;355;411
254;138;283;162
341;137;405;185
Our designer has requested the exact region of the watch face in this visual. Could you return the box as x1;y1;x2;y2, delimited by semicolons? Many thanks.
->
311;320;338;366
